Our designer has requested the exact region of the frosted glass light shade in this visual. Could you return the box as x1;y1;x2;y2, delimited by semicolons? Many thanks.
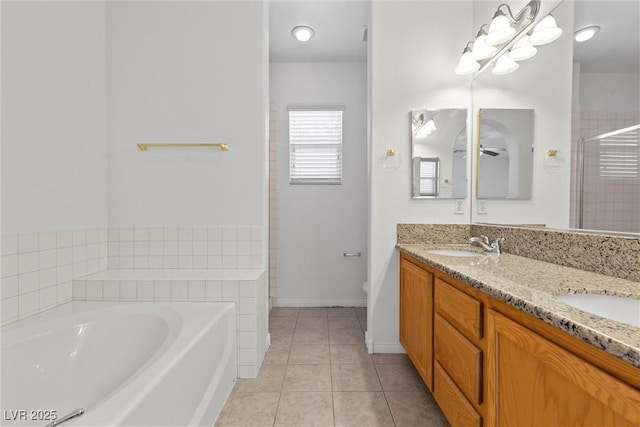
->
574;26;600;42
486;14;516;45
492;54;519;75
291;26;315;42
472;34;498;60
529;15;563;45
425;119;437;132
455;51;480;75
509;35;537;61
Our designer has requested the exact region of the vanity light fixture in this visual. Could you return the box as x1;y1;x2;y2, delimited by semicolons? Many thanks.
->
412;111;438;138
528;14;563;45
574;26;600;42
455;42;481;75
455;0;563;76
291;26;315;42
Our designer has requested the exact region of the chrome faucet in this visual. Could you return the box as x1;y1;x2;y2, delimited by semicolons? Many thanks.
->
469;235;504;254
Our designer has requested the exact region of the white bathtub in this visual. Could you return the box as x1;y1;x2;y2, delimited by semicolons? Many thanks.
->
1;301;237;426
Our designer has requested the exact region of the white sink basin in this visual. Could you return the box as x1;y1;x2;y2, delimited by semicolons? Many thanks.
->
556;294;640;327
427;249;483;258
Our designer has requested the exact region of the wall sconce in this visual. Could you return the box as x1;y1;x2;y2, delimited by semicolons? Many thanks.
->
381;149;401;170
455;0;563;76
544;148;565;171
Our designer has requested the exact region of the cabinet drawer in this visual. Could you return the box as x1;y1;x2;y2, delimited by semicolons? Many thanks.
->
435;314;482;405
435;278;482;339
434;361;482;427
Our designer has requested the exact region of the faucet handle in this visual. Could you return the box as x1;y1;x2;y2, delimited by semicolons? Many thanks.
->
491;237;505;252
479;235;490;244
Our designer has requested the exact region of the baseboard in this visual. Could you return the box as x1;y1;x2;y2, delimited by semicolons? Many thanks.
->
276;298;367;307
371;341;405;354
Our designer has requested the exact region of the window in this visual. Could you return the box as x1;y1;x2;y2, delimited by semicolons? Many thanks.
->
598;133;639;179
288;107;343;185
415;157;440;197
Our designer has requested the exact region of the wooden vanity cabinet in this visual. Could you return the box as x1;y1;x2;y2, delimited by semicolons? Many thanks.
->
488;309;640;427
399;252;640;427
399;253;434;390
433;276;485;427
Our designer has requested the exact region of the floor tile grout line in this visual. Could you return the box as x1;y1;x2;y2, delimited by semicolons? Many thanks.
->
373;351;399;427
271;309;297;427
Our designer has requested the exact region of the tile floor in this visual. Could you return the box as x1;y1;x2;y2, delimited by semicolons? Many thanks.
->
215;307;450;427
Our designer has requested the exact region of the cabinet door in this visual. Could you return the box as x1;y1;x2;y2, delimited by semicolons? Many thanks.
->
487;309;640;427
400;258;434;390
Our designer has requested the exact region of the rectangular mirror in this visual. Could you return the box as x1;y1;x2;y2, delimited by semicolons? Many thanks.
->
477;108;534;199
470;0;639;235
411;108;468;199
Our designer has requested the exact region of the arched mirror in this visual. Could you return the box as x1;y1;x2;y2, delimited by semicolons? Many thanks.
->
477;108;534;199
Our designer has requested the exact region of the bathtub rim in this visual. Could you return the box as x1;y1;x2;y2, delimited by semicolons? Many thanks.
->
1;301;238;427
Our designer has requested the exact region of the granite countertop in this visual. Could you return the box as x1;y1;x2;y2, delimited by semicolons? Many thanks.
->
397;243;640;368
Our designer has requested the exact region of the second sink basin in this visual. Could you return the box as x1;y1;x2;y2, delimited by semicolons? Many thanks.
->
556;293;640;327
427;249;483;258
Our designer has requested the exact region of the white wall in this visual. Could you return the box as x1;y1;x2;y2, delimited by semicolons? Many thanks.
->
471;0;573;228
579;73;640;111
369;1;473;352
1;2;108;234
270;62;367;306
106;1;268;228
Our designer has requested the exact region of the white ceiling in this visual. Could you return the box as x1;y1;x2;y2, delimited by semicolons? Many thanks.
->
572;0;640;73
269;1;370;63
268;0;639;74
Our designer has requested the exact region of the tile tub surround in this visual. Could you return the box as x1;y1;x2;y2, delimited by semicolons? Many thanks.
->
107;226;264;270
73;268;268;378
398;223;640;282
1;229;108;326
216;307;450;427
396;244;640;368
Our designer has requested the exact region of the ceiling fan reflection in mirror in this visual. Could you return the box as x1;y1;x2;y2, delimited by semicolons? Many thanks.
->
453;145;507;157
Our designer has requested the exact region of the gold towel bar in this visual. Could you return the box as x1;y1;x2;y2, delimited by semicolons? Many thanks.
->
137;142;229;151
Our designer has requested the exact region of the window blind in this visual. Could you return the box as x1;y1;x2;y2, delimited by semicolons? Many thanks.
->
598;130;639;179
289;109;343;185
419;158;439;197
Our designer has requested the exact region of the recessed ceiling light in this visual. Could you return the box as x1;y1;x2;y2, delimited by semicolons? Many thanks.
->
574;26;600;42
292;26;315;42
